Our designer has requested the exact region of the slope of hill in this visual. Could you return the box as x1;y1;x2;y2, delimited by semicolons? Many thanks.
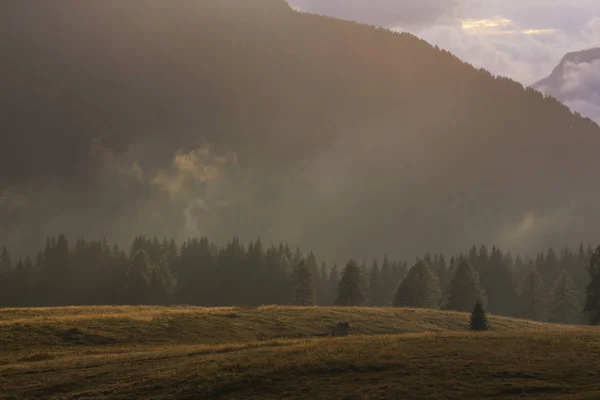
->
1;306;599;399
533;48;600;124
2;0;600;261
0;305;555;353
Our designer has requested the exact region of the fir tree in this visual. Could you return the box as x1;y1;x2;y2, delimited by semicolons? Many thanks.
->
548;270;581;324
0;247;14;306
337;259;366;306
584;245;600;325
444;260;485;312
486;246;520;316
127;250;153;305
393;261;441;309
368;260;380;306
292;260;314;306
326;264;340;306
521;269;546;321
470;301;489;331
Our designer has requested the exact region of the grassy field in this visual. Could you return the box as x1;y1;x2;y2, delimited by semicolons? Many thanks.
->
1;306;599;399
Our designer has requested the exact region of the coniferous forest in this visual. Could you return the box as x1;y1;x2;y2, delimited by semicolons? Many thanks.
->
2;234;600;326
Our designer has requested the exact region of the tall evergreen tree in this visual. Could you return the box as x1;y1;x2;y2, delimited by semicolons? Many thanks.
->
337;259;366;306
379;255;394;306
584;245;600;325
0;247;14;306
486;246;520;316
521;269;546;321
443;260;485;312
470;301;489;331
127;249;153;305
326;264;340;306
548;270;581;324
292;260;314;306
393;261;440;309
368;260;380;306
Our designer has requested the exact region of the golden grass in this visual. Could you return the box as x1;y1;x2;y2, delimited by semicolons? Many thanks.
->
1;306;598;399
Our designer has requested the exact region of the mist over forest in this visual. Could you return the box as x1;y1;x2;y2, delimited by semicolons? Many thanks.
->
2;0;600;265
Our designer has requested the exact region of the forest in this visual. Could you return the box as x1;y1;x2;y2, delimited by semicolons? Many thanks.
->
1;234;599;326
2;0;600;265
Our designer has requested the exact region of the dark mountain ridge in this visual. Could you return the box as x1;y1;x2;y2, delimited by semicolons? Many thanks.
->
1;0;600;262
533;47;600;94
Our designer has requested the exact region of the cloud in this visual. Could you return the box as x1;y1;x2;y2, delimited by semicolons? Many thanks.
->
288;0;463;27
152;145;236;199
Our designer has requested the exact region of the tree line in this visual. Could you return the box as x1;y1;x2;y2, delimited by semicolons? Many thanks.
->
1;235;600;325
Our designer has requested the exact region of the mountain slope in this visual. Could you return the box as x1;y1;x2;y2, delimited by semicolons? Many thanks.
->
533;48;600;123
2;0;600;261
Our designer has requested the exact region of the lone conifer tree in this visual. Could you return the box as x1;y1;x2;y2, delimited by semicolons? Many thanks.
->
337;259;366;306
470;301;489;331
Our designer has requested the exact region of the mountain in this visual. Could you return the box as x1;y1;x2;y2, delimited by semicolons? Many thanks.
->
533;48;600;123
2;0;600;262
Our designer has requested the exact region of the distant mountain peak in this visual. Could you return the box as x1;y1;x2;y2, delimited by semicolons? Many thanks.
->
533;47;600;89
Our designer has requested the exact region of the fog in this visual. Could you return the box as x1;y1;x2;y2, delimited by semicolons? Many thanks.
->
1;0;600;266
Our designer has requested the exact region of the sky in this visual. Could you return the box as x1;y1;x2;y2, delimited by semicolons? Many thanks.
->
289;0;600;122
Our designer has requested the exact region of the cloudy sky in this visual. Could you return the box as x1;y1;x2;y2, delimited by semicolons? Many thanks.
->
289;0;600;122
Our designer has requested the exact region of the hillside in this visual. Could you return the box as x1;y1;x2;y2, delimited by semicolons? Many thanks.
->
533;47;600;124
1;306;599;399
2;0;600;261
0;305;556;353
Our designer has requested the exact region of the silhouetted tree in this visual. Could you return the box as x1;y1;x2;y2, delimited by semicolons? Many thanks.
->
521;269;546;321
393;261;440;309
470;301;489;331
584;245;600;325
548;270;581;324
337;259;366;306
444;260;485;312
292;260;314;306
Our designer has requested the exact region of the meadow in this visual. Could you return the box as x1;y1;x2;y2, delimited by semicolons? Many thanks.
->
1;306;599;399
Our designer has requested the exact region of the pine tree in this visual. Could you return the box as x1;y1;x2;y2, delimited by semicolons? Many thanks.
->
521;269;546;321
470;301;489;331
548;270;581;324
444;260;485;312
326;264;340;306
292;260;314;306
393;261;441;309
379;255;394;306
486;246;520;316
584;245;600;325
127;249;153;305
368;260;380;306
337;259;366;306
0;247;14;306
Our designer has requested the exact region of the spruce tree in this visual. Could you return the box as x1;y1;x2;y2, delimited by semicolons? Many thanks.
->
548;270;581;324
368;260;380;306
470;301;489;331
521;269;546;321
292;260;314;306
486;246;520;316
0;247;14;306
584;245;600;325
327;264;340;306
444;259;485;312
127;249;153;305
393;261;441;309
337;259;366;306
